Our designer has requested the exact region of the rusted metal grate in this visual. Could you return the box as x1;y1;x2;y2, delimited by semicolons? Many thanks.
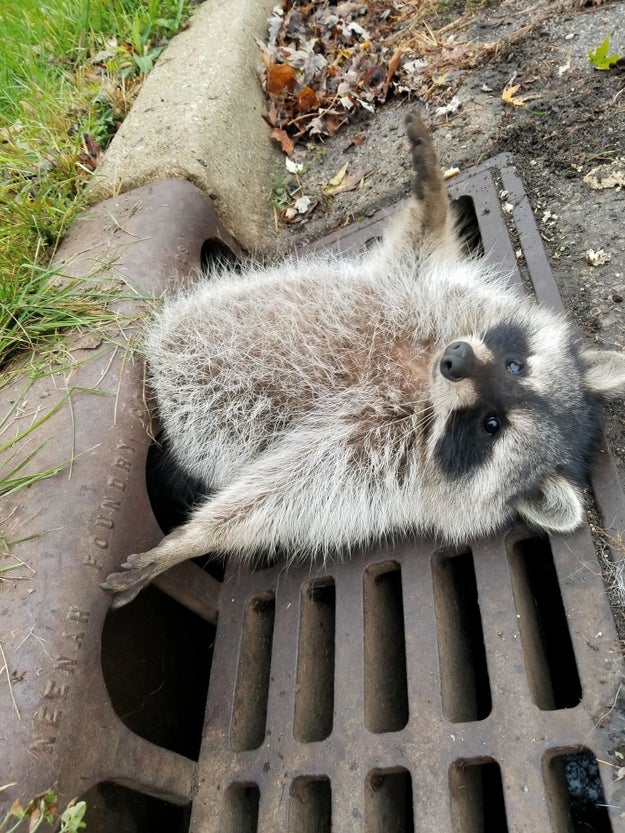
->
2;163;624;833
188;157;625;833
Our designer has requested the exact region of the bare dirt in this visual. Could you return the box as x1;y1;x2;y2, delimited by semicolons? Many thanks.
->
271;0;625;633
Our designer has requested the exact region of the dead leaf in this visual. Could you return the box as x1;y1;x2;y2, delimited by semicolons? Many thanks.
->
270;127;295;156
382;47;404;98
324;166;369;195
326;163;349;189
29;807;42;833
346;132;366;149
79;133;102;171
297;86;319;112
501;83;541;107
284;195;317;222
583;160;625;190
615;766;625;782
266;62;297;95
432;71;451;86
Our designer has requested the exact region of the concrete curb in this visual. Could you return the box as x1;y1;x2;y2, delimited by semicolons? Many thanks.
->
88;0;280;253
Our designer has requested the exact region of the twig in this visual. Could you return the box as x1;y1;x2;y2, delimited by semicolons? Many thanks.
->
593;682;623;732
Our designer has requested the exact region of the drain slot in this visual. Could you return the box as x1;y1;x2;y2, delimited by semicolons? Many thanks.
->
288;776;332;833
432;550;491;723
449;759;509;833
230;593;275;752
294;580;335;743
81;782;190;833
101;585;213;760
507;537;581;710
219;784;260;833
544;750;613;833
363;563;409;733
365;768;414;833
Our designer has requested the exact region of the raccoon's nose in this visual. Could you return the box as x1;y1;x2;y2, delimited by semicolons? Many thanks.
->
440;341;475;381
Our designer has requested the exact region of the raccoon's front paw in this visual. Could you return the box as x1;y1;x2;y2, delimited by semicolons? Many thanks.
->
101;556;159;609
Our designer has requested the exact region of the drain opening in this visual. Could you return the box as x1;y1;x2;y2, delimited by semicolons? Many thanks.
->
81;782;190;833
451;195;484;257
544;750;614;833
432;549;492;723
288;776;332;833
230;593;275;752
101;584;213;760
294;579;335;743
146;433;206;535
365;768;414;833
219;784;260;833
146;435;225;582
201;237;240;271
507;537;582;710
449;758;509;833
363;562;409;733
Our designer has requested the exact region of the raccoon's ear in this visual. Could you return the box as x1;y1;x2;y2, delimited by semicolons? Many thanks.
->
517;475;584;535
581;350;625;400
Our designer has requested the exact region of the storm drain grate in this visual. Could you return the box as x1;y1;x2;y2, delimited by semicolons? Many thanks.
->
185;156;625;833
2;167;623;832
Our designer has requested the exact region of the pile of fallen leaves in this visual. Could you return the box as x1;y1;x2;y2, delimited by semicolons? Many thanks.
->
258;0;590;156
259;0;526;154
259;0;410;153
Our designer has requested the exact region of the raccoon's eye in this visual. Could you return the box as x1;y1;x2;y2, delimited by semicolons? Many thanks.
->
506;360;523;375
482;415;501;435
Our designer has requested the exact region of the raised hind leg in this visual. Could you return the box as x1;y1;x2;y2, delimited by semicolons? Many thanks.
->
376;110;457;259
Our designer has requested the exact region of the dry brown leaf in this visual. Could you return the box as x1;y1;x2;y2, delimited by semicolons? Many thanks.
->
326;163;349;189
501;83;541;107
324;166;369;195
270;127;295;155
383;47;404;98
29;808;42;833
297;86;319;112
346;131;366;149
77;132;102;172
266;62;297;95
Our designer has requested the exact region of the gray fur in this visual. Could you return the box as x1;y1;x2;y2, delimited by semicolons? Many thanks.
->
103;112;625;608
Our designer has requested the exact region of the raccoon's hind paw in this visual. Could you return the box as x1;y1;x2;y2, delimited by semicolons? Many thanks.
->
405;111;440;200
101;558;159;609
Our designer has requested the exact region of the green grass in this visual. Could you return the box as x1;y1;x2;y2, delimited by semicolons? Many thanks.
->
0;0;192;370
0;0;193;506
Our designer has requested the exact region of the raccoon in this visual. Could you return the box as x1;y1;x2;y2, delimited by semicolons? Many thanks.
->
103;112;625;608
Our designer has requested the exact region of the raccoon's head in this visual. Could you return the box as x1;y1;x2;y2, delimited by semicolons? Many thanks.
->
424;310;625;540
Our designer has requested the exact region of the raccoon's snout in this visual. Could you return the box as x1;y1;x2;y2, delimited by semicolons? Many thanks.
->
440;341;475;382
